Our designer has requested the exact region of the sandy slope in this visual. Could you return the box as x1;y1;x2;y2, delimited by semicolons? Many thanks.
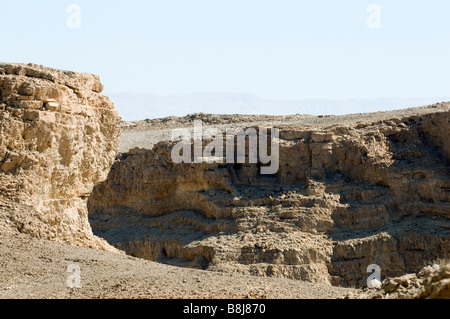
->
0;233;356;299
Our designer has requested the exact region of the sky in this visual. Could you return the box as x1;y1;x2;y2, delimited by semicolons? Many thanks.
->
1;0;449;114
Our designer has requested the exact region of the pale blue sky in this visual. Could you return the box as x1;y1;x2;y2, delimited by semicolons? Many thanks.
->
1;0;449;101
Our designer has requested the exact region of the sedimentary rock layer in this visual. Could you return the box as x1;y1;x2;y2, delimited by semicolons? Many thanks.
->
89;104;450;286
0;63;121;251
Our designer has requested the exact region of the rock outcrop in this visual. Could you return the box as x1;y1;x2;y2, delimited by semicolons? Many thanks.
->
348;261;450;299
88;104;450;286
0;63;121;251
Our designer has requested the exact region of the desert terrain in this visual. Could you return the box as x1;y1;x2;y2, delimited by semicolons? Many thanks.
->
0;63;449;299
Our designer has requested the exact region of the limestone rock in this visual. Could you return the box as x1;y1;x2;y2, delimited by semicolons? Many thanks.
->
350;262;450;299
0;63;121;251
88;104;450;285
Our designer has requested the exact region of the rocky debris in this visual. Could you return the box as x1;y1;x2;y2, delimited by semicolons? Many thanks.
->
347;262;450;299
120;113;316;132
120;103;450;133
0;63;121;251
88;103;450;286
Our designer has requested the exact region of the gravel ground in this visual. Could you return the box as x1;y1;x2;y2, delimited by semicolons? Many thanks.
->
119;103;449;153
0;232;356;299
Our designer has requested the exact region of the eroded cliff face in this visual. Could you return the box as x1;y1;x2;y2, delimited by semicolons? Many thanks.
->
88;105;450;287
0;63;121;251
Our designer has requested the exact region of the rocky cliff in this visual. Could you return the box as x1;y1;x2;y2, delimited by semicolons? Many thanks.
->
0;63;121;251
88;104;450;286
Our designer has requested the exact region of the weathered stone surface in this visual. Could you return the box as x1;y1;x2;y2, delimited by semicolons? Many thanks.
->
0;63;121;251
88;104;450;286
348;262;450;299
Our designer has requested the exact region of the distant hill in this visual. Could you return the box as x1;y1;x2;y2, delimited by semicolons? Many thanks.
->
106;92;450;121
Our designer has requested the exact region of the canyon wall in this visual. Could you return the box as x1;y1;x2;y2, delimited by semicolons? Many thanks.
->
0;63;121;251
2;62;447;288
88;104;450;286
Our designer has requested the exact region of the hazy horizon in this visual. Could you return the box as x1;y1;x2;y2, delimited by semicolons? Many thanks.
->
106;92;450;121
0;0;450;116
1;1;449;118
